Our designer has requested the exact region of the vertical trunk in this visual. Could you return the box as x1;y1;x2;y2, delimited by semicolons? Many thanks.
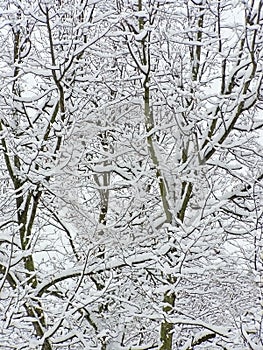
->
160;276;176;350
137;1;174;348
7;17;52;350
144;84;172;225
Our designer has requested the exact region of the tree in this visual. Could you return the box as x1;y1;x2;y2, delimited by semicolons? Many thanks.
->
0;0;262;349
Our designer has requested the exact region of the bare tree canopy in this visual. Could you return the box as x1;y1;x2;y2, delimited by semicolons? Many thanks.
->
0;0;262;349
